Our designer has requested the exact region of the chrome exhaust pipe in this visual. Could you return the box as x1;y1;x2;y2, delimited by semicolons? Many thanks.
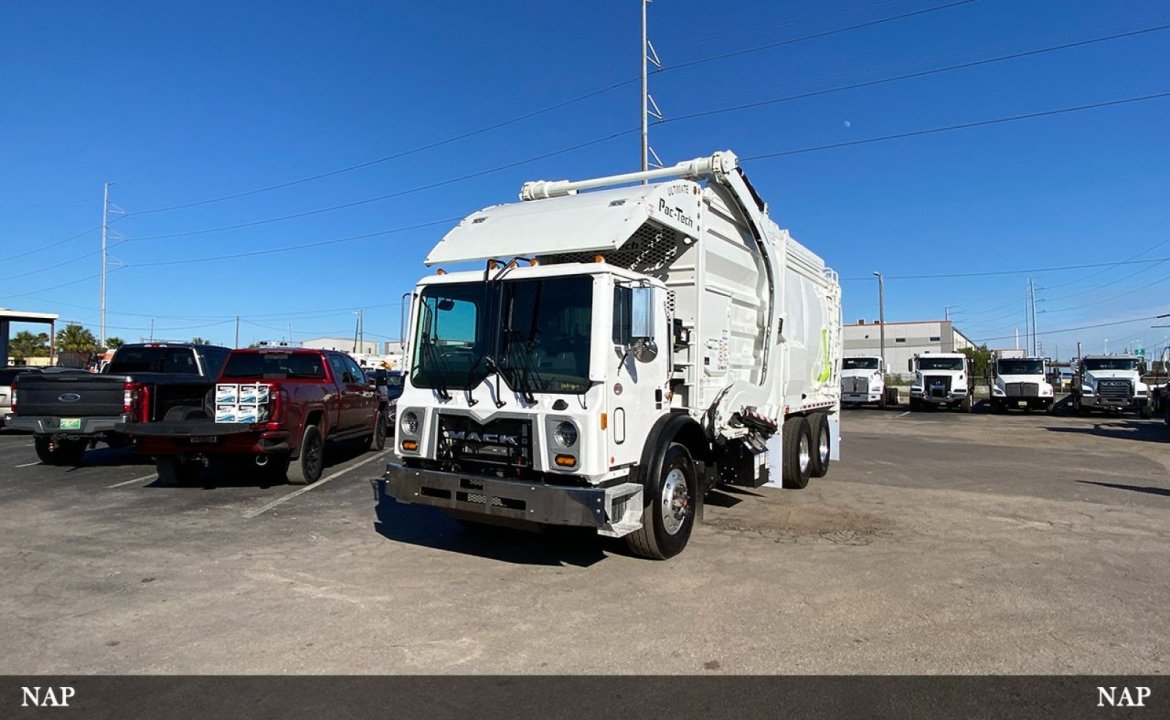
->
255;455;269;467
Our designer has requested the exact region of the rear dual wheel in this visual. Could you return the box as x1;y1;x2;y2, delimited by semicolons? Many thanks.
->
782;416;813;489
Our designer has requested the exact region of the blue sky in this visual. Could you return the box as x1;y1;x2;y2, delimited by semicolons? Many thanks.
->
1;0;1168;358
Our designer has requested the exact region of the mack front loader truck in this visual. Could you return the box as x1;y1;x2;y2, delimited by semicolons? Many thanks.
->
375;151;843;559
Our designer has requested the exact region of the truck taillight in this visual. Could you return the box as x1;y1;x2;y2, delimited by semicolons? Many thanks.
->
9;381;16;413
263;385;284;429
123;382;150;422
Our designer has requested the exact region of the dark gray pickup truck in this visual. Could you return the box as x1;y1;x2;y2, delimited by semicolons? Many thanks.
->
8;343;230;465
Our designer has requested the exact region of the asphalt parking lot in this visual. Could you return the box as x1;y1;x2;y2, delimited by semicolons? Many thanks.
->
1;404;1167;674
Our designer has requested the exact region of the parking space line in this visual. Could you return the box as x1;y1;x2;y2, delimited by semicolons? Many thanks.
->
897;411;910;417
14;461;41;468
107;473;159;489
243;450;389;519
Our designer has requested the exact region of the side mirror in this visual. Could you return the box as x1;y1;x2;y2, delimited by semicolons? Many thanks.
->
630;286;655;340
907;358;914;373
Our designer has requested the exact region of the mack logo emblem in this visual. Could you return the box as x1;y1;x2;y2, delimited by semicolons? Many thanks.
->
58;393;81;403
443;431;519;446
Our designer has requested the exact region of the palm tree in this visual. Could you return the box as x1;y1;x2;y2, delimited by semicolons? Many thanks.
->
9;331;48;362
56;323;98;354
190;337;211;346
105;336;125;350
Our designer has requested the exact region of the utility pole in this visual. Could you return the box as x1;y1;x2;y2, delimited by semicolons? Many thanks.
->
1028;278;1039;356
640;0;662;177
149;318;154;342
873;271;886;408
100;182;114;347
234;315;240;348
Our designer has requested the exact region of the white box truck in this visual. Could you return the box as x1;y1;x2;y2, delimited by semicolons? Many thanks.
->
841;355;891;408
1072;355;1151;418
908;352;973;412
376;151;843;559
989;354;1054;413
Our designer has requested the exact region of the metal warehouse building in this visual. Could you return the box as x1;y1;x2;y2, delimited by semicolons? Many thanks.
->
844;320;975;378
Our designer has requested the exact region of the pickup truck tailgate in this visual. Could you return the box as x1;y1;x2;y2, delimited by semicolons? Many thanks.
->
14;373;126;417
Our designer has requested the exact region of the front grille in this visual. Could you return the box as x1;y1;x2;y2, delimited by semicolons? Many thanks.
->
1096;379;1132;399
1005;382;1039;397
842;377;870;394
436;414;533;469
924;375;952;398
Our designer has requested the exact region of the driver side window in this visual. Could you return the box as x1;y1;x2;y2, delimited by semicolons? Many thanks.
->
328;354;351;383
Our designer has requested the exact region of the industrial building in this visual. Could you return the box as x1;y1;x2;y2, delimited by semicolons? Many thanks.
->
844;320;975;379
300;337;380;355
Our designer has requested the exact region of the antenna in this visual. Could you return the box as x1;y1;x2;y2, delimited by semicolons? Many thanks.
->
641;0;664;178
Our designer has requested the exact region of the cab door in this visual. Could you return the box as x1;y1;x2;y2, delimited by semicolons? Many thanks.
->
343;355;377;432
326;353;362;433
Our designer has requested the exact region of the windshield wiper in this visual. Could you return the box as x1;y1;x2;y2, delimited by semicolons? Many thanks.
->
502;334;538;405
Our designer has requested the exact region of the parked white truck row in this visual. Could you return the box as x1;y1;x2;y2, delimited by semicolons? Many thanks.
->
376;151;843;559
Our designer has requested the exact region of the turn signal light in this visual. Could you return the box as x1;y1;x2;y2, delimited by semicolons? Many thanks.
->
600;413;608;430
554;454;577;468
401;440;418;451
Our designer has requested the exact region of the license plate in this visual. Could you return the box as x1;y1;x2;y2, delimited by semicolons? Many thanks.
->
60;418;81;430
190;436;219;444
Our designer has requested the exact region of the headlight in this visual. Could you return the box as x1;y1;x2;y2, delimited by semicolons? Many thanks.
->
553;421;578;447
401;411;419;435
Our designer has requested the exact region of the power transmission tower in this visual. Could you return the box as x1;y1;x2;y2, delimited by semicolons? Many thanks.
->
1028;278;1039;356
641;0;663;176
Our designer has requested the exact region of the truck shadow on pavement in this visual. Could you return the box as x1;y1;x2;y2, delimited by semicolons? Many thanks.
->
1044;421;1168;444
1077;480;1170;498
145;442;374;489
372;497;611;567
66;445;154;471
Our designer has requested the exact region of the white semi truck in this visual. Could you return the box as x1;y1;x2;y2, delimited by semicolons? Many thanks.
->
908;352;973;412
377;151;843;559
1072;355;1151;418
989;354;1054;413
841;356;888;408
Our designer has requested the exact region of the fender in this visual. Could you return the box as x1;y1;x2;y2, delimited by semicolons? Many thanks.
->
636;410;711;490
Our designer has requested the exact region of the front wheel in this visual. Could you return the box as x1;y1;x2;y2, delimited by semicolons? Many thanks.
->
288;425;325;485
627;444;696;560
1139;404;1152;420
960;395;972;413
363;411;387;452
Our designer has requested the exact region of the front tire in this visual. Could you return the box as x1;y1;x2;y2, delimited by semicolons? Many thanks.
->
960;395;972;413
809;412;831;478
288;424;324;485
1139;403;1152;420
363;411;387;452
781;416;813;489
34;436;86;466
627;444;696;560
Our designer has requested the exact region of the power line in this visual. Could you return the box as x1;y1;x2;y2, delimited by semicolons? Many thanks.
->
663;23;1170;125
974;314;1162;344
746;90;1170;163
0;224;102;264
666;0;977;73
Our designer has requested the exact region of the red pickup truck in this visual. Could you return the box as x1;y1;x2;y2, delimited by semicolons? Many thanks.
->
121;348;387;485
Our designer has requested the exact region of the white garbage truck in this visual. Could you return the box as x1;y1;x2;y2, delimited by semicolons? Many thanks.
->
989;354;1054;413
376;150;843;559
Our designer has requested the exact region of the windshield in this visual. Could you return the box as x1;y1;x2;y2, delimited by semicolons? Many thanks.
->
918;357;964;371
997;359;1043;375
108;346;200;374
1083;358;1139;372
411;276;594;394
222;352;326;379
842;358;880;370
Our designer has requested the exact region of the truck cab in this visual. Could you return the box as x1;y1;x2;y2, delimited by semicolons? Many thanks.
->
908;352;973;412
840;356;888;408
1072;355;1150;418
990;355;1054;413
